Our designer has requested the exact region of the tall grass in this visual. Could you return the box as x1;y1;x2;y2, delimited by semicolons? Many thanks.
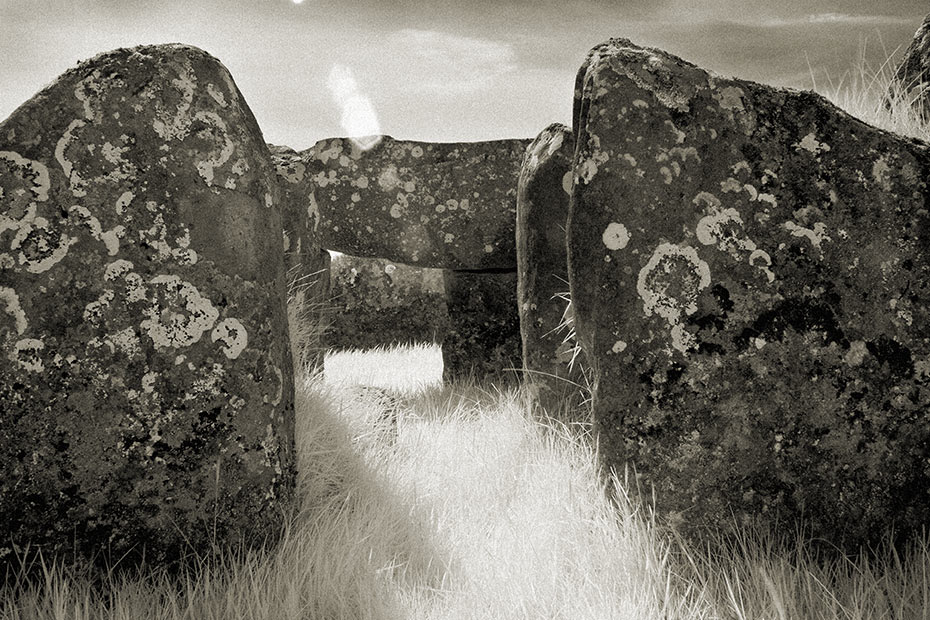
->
813;39;930;142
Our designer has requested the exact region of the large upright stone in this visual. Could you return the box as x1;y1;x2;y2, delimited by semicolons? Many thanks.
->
442;269;522;383
305;136;531;269
890;13;930;118
516;123;587;414
0;44;294;569
324;253;448;351
270;144;329;368
570;39;930;550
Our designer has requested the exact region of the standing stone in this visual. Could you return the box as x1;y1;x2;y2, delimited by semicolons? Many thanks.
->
0;44;294;569
890;13;930;119
442;270;522;382
324;253;448;351
516;123;587;414
270;144;329;368
304;136;531;270
570;39;930;550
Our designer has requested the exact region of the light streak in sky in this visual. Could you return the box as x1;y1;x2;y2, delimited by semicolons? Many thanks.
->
326;65;382;151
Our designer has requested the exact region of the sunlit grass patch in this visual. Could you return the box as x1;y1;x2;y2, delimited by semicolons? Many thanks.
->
323;343;443;396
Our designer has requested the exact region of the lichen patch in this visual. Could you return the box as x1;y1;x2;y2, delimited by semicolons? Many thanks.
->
377;165;401;191
795;132;830;156
0;286;27;335
115;191;134;215
206;82;228;107
0;151;51;206
602;222;630;250
5;207;77;273
54;119;89;197
637;243;711;353
11;337;45;372
872;156;893;191
713;86;745;111
151;64;196;141
192;111;235;187
211;317;248;359
140;275;220;349
784;221;830;252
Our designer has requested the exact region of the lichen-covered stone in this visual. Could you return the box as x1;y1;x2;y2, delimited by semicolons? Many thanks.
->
890;13;930;119
302;136;531;270
570;39;930;550
442;270;521;382
270;144;328;367
324;253;448;351
516;123;587;414
0;44;294;569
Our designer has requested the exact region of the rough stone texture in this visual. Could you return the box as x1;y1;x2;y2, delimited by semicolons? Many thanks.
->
0;44;295;569
570;39;930;550
516;123;587;413
304;135;531;270
270;144;329;367
324;253;448;351
890;13;930;118
442;269;522;382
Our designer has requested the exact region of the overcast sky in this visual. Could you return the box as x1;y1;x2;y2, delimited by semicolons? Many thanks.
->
0;0;926;148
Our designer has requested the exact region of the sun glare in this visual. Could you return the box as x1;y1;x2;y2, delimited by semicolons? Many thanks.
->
327;64;382;151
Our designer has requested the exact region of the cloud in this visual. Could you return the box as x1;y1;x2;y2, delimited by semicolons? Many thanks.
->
386;29;518;95
758;12;913;27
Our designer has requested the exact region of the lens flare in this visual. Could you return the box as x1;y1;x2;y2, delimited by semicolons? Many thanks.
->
327;64;382;151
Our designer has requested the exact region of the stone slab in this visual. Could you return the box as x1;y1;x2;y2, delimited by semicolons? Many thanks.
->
516;123;588;414
0;44;295;569
304;136;531;270
570;38;930;550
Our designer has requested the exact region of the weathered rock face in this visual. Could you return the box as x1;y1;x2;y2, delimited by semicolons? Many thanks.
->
570;39;930;550
890;13;930;118
442;270;522;382
304;136;531;270
324;253;448;351
270;144;329;367
516;123;587;414
0;44;295;569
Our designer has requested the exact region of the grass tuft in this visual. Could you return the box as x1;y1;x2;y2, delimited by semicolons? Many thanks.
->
814;39;930;142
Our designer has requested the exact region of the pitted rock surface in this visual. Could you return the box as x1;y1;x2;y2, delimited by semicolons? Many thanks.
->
324;253;448;350
302;136;531;270
442;269;522;382
0;44;294;569
270;144;329;367
517;123;587;414
891;13;930;119
570;38;930;550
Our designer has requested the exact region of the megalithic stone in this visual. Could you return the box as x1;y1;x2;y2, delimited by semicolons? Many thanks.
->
323;253;449;351
303;136;531;270
570;38;930;551
0;44;295;570
889;13;930;119
516;123;588;416
442;269;522;383
270;144;329;369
